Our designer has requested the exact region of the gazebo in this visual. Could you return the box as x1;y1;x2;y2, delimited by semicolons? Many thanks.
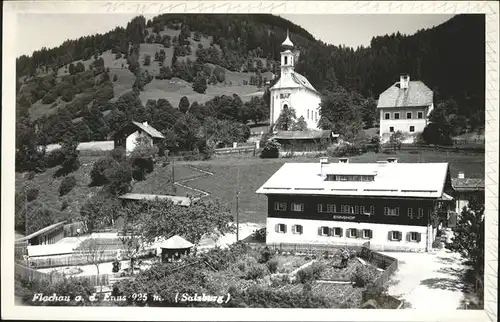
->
156;235;194;262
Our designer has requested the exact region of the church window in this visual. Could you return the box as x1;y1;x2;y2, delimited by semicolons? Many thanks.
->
284;56;288;65
307;110;309;119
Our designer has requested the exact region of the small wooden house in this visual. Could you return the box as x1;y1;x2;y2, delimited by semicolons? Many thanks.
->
271;130;338;152
111;121;165;155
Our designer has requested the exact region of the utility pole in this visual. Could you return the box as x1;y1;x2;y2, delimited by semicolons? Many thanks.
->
25;186;28;236
236;165;240;242
172;154;176;193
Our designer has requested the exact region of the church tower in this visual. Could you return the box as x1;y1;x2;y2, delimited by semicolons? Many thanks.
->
280;29;295;77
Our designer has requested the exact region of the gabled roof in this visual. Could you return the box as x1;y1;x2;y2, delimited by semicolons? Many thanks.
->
27;244;74;257
272;130;335;140
131;121;165;139
271;71;319;94
256;162;450;198
157;235;194;249
451;178;485;192
118;193;191;207
377;81;433;108
16;221;66;243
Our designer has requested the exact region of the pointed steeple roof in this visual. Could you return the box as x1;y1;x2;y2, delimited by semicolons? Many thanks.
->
281;29;294;48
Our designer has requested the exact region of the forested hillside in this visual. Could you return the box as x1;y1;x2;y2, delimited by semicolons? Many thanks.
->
15;13;485;171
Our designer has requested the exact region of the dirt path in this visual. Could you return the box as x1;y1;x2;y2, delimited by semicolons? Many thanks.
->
381;248;476;310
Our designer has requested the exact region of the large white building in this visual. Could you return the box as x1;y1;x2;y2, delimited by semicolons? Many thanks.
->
256;158;454;252
269;31;322;131
377;74;434;144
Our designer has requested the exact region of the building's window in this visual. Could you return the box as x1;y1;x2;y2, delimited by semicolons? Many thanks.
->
331;227;342;237
389;127;394;132
307;110;310;119
360;206;366;214
284;56;288;65
292;225;303;235
385;113;390;120
317;204;323;212
354;206;359;214
406;112;412;119
326;204;336;213
291;203;304;212
319;226;330;236
418;208;424;219
409;126;415;132
369;206;375;215
407;208;413;219
389;231;402;241
274;202;287;211
315;112;318;121
362;229;373;239
384;207;399;216
417;112;424;119
341;205;350;213
347;228;358;238
276;223;286;233
394;113;400;120
408;232;421;242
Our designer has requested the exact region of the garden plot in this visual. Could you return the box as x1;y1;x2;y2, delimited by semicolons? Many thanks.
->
275;255;310;274
318;256;383;282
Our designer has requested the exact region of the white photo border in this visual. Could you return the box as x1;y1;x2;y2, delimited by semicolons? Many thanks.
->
2;1;498;321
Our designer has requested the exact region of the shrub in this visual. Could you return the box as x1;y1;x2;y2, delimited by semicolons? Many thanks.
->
111;147;126;162
266;259;279;273
258;246;273;263
45;149;65;168
327;143;363;157
25;187;39;202
245;263;268;280
90;156;118;186
260;139;280;159
296;262;324;284
61;199;69;211
351;266;378;288
42;92;57;104
59;176;77;196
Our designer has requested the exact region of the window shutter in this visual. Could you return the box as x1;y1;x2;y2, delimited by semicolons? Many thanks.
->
318;227;323;236
357;229;362;238
388;231;393;241
283;225;287;233
275;224;279;233
291;225;296;234
406;232;411;242
417;233;422;242
398;231;403;241
339;228;343;237
368;230;373;239
328;227;333;236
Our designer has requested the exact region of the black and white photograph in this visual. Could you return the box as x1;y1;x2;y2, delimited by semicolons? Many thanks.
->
2;1;498;321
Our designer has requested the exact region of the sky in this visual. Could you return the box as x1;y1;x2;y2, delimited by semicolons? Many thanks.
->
15;13;455;57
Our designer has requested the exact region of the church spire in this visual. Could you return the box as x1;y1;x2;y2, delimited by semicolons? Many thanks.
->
281;29;294;48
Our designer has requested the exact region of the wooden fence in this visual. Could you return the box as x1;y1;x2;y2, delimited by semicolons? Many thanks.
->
214;146;257;155
248;242;364;255
24;251;121;269
359;245;398;287
382;143;484;154
15;262;109;287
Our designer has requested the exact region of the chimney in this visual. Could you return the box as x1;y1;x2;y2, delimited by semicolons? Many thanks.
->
320;158;329;176
143;121;148;127
338;158;349;164
387;157;398;163
458;172;465;179
400;74;410;89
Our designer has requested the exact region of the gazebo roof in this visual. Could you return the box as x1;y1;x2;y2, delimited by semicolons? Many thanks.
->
157;235;194;249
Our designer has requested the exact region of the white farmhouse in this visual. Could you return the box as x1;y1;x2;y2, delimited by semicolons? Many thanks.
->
269;30;321;131
377;74;434;143
112;121;165;155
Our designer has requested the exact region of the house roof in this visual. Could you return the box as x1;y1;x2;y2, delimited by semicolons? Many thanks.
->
377;81;433;108
272;130;335;140
256;162;450;198
118;193;191;207
156;235;194;249
131;121;165;139
451;178;485;192
16;221;66;243
27;244;74;257
271;71;319;94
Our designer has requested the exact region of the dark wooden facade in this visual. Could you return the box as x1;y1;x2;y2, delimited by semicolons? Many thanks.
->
266;194;436;227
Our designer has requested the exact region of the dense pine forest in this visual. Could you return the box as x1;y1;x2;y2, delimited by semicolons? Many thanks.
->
15;13;485;172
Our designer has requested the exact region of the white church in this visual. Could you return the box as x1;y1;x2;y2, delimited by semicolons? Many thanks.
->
269;31;322;132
